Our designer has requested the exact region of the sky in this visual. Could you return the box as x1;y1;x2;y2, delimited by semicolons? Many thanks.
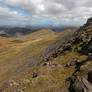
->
0;0;92;27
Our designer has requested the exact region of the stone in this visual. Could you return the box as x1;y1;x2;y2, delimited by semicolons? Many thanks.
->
83;39;91;45
69;76;92;92
51;64;62;68
32;72;38;78
24;79;30;83
62;44;72;51
88;53;92;61
9;83;13;87
88;71;92;83
9;80;19;86
72;36;83;44
44;57;49;62
88;40;92;52
13;81;19;86
43;62;51;66
52;53;57;58
66;59;79;67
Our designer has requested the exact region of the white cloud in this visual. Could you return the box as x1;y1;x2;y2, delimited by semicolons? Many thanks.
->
0;0;92;26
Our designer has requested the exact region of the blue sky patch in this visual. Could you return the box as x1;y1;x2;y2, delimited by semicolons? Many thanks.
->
10;7;28;16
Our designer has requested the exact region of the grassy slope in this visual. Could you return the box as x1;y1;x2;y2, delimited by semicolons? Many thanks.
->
0;29;71;86
21;48;87;92
5;28;89;92
0;24;91;92
0;29;73;92
0;29;56;81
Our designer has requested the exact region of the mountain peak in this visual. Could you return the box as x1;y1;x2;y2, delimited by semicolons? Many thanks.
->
87;17;92;22
85;17;92;26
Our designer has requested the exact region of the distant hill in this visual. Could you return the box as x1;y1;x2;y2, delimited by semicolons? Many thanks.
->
0;27;41;37
51;26;78;33
0;26;78;37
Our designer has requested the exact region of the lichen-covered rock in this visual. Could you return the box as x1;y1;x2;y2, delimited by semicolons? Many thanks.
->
51;64;62;68
32;72;38;78
69;76;92;92
88;53;92;61
72;36;83;44
88;71;92;83
62;43;72;51
43;62;51;66
66;59;79;67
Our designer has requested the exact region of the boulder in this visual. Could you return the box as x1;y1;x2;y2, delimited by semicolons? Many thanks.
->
88;40;92;52
72;36;83;44
62;44;72;52
51;64;62;68
83;39;91;45
43;62;51;66
81;39;92;54
9;80;19;86
23;79;30;83
52;53;58;58
44;57;49;62
66;59;79;67
88;53;92;61
88;71;92;83
69;76;92;92
32;72;38;78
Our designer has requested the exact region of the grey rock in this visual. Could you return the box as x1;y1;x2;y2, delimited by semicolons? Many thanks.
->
32;72;38;78
83;39;91;45
72;36;83;44
51;64;62;68
70;76;92;92
43;62;51;66
88;71;92;83
66;59;79;67
63;44;72;51
88;53;92;61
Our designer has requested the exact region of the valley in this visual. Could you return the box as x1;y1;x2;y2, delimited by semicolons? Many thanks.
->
0;18;91;92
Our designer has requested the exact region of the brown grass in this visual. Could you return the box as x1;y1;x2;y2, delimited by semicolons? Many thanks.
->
0;29;72;92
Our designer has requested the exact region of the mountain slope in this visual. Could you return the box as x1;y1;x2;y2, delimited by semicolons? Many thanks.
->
0;27;40;37
0;17;91;92
0;29;71;91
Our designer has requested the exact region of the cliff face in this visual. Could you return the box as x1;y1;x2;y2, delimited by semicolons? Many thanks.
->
68;17;92;92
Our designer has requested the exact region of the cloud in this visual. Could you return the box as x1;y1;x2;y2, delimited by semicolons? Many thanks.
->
0;6;27;26
0;0;92;26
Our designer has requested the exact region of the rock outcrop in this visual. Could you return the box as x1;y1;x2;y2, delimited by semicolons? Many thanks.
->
68;17;92;92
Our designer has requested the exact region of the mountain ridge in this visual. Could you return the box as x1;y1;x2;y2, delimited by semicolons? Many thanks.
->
0;26;78;37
